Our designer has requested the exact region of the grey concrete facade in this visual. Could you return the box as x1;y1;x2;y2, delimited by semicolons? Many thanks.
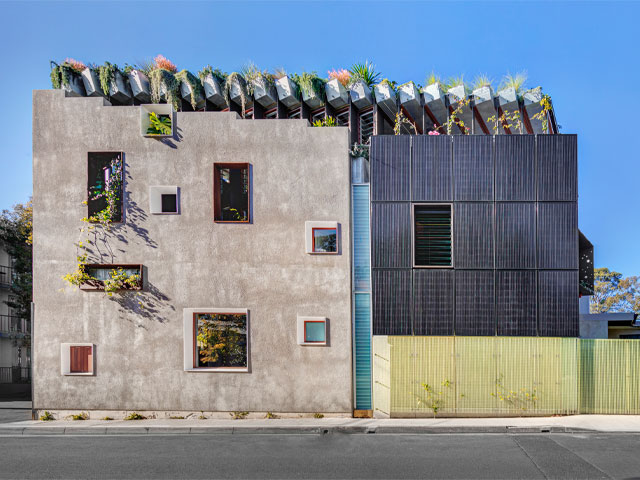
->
32;90;352;413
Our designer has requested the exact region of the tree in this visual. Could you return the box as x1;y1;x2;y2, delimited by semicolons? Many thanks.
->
591;267;640;314
0;200;32;320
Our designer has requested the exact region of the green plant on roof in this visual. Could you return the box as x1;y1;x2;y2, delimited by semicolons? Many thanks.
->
97;61;128;97
425;71;441;86
291;71;326;103
444;75;466;92
532;94;553;134
175;70;204;110
50;58;86;89
348;60;381;88
377;78;397;91
149;55;181;111
198;65;227;84
223;72;249;117
499;71;527;94
272;67;287;80
472;74;493;90
147;111;172;135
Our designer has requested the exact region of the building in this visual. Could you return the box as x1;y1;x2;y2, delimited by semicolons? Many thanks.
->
33;63;640;419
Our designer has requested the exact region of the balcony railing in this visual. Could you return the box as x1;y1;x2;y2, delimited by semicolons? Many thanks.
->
0;265;12;287
0;366;31;384
0;315;30;335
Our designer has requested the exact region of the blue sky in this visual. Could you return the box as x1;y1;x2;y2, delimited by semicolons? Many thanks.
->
0;0;638;275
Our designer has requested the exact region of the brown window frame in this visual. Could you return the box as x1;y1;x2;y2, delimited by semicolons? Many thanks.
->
213;163;251;224
87;152;124;224
192;312;248;370
303;320;326;344
79;263;144;291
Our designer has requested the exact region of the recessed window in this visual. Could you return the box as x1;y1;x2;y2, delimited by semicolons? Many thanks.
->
413;204;453;267
194;312;248;369
297;316;328;346
80;264;143;291
214;163;250;223
88;152;123;223
149;186;179;214
305;221;340;255
61;343;94;376
312;228;337;253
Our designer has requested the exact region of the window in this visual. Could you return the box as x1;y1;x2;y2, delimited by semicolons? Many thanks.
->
358;107;374;144
311;107;325;125
140;104;173;137
297;316;327;346
149;186;179;214
88;152;123;222
413;204;453;267
183;308;249;372
312;228;337;253
265;108;277;119
80;264;143;291
288;107;301;119
305;221;340;254
335;106;349;127
61;343;94;375
214;163;250;223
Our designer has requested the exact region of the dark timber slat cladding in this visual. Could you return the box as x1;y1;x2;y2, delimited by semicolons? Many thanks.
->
453;136;493;201
413;269;454;335
455;270;495;335
373;270;412;335
414;205;452;267
496;202;536;269
537;134;578;201
371;202;411;268
412;135;452;201
495;135;535;201
370;136;410;201
539;270;579;337
496;271;538;336
538;202;578;269
454;203;494;269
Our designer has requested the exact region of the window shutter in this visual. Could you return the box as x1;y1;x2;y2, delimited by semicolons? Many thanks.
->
414;205;452;267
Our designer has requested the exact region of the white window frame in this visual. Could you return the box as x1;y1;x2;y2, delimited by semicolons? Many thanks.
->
297;316;328;346
305;221;340;255
149;186;179;214
60;343;95;376
183;307;250;373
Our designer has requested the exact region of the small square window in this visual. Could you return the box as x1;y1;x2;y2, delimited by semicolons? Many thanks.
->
297;316;328;346
149;186;179;215
305;221;340;255
61;343;95;376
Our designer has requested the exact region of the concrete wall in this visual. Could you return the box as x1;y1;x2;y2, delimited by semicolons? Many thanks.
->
32;90;352;413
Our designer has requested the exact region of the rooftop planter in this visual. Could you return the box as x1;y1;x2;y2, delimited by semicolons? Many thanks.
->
94;63;132;105
80;68;104;98
50;60;86;97
325;78;348;109
350;144;370;184
398;81;422;125
349;80;372;110
225;72;253;113
140;104;174;138
496;87;522;134
275;75;300;108
523;87;547;134
422;82;448;129
252;76;278;109
201;72;226;109
294;72;325;109
373;80;397;119
472;85;498;134
127;69;151;103
447;84;473;134
177;70;205;110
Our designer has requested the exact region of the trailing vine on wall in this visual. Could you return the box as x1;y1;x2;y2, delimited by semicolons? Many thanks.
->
50;58;86;89
223;72;249;117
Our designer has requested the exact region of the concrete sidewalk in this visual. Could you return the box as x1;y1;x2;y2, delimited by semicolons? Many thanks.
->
2;415;640;435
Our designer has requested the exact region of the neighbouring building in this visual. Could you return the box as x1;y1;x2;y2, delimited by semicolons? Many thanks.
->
32;62;639;419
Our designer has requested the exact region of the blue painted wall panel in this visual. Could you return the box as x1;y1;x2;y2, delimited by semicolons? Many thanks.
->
354;293;372;410
353;185;371;291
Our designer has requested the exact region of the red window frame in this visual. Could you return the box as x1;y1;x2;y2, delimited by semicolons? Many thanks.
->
70;345;93;373
311;227;338;254
304;320;326;343
192;312;248;369
213;163;250;223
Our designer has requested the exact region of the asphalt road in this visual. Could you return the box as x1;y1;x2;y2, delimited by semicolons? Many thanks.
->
1;433;639;479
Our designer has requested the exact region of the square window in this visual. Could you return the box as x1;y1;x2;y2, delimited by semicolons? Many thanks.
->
149;186;179;215
214;163;250;223
61;343;94;375
413;204;453;267
141;104;174;137
305;221;340;255
183;308;249;372
297;316;328;346
88;152;123;223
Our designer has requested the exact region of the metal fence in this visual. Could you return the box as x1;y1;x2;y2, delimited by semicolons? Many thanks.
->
0;366;31;384
373;336;640;417
0;315;30;335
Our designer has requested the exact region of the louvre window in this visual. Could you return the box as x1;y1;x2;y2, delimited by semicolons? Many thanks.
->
213;163;250;222
335;107;349;127
413;204;452;267
310;107;325;125
87;152;123;222
359;107;374;144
